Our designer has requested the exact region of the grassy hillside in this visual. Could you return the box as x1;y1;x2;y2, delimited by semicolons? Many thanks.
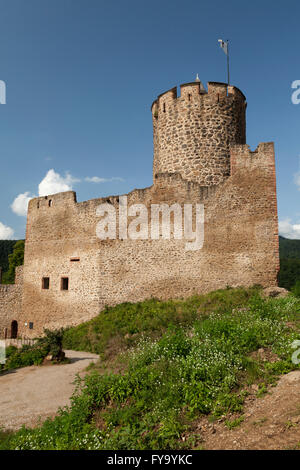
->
2;287;300;450
0;240;18;273
62;287;259;357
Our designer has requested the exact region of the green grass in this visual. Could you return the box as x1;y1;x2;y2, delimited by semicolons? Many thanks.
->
62;286;260;357
0;429;13;449
2;287;300;450
225;415;245;429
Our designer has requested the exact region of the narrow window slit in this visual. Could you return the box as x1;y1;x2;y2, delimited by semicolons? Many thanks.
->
42;277;50;289
61;277;69;291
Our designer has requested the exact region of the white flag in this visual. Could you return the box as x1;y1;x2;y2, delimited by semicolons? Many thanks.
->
218;39;228;55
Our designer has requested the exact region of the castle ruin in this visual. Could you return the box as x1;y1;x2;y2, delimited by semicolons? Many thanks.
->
0;80;279;338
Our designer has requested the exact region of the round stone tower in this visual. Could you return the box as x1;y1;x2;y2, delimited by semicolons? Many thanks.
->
151;80;247;186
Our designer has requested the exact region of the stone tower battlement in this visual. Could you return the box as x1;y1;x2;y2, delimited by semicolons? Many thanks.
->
151;81;247;186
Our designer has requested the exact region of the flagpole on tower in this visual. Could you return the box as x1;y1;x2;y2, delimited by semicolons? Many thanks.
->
227;40;230;86
218;39;230;89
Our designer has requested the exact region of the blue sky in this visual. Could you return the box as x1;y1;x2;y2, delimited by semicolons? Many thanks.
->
0;0;299;239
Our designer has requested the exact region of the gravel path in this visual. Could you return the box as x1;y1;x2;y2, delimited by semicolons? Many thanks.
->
0;350;98;430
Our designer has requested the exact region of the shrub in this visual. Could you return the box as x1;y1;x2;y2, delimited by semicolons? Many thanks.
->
5;345;48;369
36;328;65;360
3;329;66;372
291;280;300;298
5;345;17;358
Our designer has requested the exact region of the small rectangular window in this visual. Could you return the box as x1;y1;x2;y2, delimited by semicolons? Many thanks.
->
29;322;34;330
70;258;80;262
61;277;69;291
42;277;50;289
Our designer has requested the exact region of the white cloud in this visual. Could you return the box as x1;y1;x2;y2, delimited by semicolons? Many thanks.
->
279;218;300;239
85;176;124;183
11;169;80;217
11;192;35;217
11;170;121;218
0;222;14;240
294;171;300;190
38;169;80;197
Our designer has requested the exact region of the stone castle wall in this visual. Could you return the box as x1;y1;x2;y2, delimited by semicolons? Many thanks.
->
151;82;246;186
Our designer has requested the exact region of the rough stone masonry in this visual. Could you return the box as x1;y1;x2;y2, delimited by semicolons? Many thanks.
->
0;80;279;338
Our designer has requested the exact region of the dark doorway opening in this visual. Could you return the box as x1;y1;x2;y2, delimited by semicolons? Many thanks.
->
61;277;69;291
11;320;18;339
42;277;50;289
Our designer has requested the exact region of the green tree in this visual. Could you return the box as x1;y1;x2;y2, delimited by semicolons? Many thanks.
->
2;240;25;284
0;240;17;272
278;257;300;291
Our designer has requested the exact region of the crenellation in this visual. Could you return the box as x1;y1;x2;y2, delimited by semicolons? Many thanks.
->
152;80;246;186
180;81;205;100
207;81;228;98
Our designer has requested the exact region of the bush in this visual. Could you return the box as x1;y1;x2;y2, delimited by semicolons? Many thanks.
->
291;280;300;298
3;329;66;372
5;345;48;369
5;345;17;358
36;328;65;360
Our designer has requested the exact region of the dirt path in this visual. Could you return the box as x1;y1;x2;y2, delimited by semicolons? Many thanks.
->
0;350;98;430
196;370;300;450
